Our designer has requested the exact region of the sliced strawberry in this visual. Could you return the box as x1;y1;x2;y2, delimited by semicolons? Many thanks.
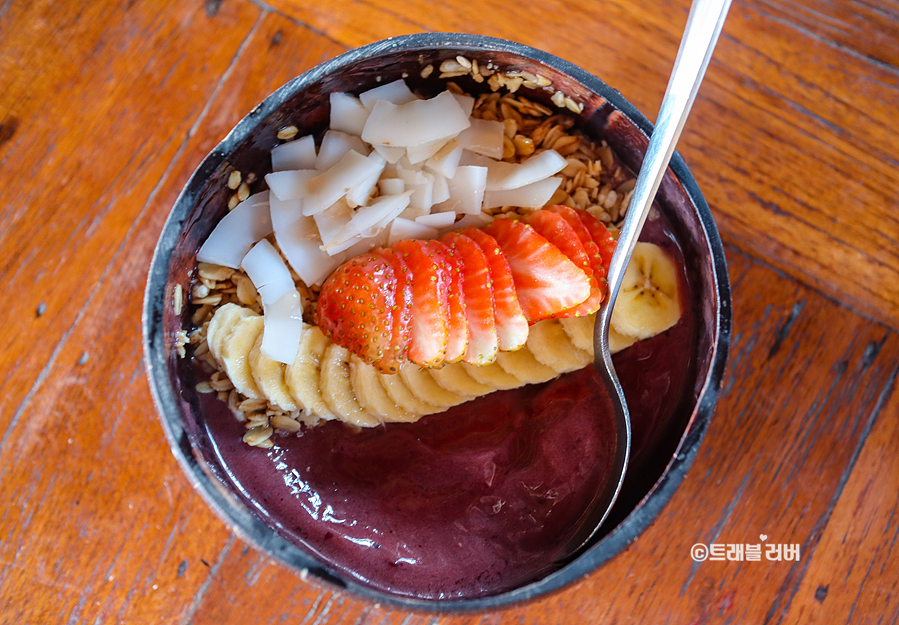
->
546;205;607;282
372;247;412;373
441;231;498;365
526;210;604;317
461;226;529;351
573;207;616;274
392;239;450;368
482;217;591;323
439;241;471;363
315;252;395;364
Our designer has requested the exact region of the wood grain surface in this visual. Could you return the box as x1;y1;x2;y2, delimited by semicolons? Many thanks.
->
0;0;897;623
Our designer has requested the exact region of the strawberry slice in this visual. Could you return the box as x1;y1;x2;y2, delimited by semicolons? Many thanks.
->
440;241;471;363
546;205;607;282
526;210;604;317
462;226;529;351
482;217;591;323
372;247;413;373
392;239;450;368
573;207;616;274
315;252;395;364
441;231;498;365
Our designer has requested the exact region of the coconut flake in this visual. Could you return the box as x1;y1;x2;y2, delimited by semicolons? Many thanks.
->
458;118;504;159
359;79;417;111
454;212;494;230
315;130;369;171
388;217;439;244
302;151;384;215
424;138;463;179
197;192;272;268
261;291;304;364
485;149;567;190
451;93;475;119
431;172;450;205
415;212;456;229
324;191;413;250
371;143;405;163
446;165;487;214
330;93;370;135
241;239;304;365
483;176;562;209
270;195;344;286
272;135;316;171
378;178;405;195
362;91;470;148
241;239;295;303
406;138;450;164
264;169;316;201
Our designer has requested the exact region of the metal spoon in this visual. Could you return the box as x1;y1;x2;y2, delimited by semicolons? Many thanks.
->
562;0;732;558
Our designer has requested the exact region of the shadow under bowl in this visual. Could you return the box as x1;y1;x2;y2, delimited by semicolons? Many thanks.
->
143;32;731;612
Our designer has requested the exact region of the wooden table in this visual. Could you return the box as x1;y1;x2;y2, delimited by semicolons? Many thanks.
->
2;0;897;622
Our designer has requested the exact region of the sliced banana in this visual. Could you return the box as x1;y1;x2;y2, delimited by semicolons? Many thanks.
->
559;315;594;354
219;315;264;399
399;364;468;408
379;371;444;416
207;303;255;362
461;361;521;391
611;242;681;339
609;327;637;353
526;320;591;374
285;325;336;422
495;349;558;385
248;331;297;411
350;355;417;423
430;362;493;397
320;344;381;427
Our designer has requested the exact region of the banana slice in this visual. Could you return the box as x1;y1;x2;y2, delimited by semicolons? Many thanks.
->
285;325;336;422
399;364;468;408
559;315;594;354
379;371;444;416
350;356;417;423
249;331;297;411
207;303;255;362
461;360;522;391
611;242;681;339
219;315;264;398
609;327;637;353
559;314;637;355
495;349;558;385
430;362;493;397
526;320;591;374
320;344;381;427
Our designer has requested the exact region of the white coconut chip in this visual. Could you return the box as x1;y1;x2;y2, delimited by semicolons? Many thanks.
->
361;91;470;148
197;191;272;268
322;191;413;251
457;118;504;159
241;239;304;365
388;217;439;245
315;130;369;171
264;169;316;201
302;150;385;215
446;165;487;214
485;149;568;190
269;195;344;286
483;176;563;209
359;79;418;111
271;135;316;172
329;93;370;136
415;212;456;229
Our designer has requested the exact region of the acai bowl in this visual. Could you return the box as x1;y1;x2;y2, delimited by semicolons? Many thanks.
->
143;33;730;611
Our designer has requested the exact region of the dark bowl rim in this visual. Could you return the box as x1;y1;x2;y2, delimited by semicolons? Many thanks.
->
142;31;732;613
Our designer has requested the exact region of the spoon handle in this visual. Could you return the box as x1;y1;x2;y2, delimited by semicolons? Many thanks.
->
598;0;732;343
